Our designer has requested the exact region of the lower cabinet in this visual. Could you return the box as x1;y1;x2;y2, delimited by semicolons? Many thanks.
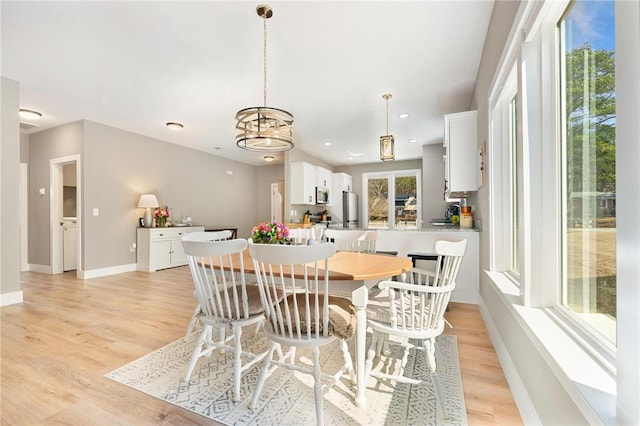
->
136;226;204;272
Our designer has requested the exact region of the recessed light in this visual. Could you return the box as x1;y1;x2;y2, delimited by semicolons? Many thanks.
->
409;139;417;143
166;122;184;131
19;109;42;120
324;141;332;147
398;113;409;119
263;155;275;162
347;157;353;161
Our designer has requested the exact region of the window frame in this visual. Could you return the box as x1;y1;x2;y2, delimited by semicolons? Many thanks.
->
487;0;616;369
362;169;422;230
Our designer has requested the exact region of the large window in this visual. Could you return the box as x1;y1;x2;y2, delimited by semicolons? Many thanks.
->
559;0;616;343
490;64;521;282
363;170;421;230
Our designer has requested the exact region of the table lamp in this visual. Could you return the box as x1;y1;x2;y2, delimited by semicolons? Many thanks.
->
137;194;159;228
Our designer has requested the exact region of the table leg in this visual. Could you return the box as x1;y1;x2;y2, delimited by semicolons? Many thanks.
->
351;285;369;407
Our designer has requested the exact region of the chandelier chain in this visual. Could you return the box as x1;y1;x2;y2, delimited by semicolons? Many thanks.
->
263;14;268;107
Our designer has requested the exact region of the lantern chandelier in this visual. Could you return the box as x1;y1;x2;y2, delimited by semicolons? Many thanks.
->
235;4;294;152
379;94;395;161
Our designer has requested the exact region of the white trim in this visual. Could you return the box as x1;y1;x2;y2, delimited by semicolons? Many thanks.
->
0;291;24;306
29;264;52;274
50;155;82;276
79;263;136;279
484;270;615;425
478;295;541;426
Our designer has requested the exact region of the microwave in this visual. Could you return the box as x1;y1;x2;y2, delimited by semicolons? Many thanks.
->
316;186;329;204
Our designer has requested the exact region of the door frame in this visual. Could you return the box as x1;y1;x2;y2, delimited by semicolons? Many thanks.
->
50;155;82;275
20;163;28;271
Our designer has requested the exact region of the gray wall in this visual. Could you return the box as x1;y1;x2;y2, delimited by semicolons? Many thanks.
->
24;119;264;273
20;133;29;163
82;121;260;271
421;143;447;223
1;77;22;300
27;121;83;267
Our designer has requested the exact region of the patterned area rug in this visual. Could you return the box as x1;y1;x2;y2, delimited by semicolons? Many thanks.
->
106;332;467;425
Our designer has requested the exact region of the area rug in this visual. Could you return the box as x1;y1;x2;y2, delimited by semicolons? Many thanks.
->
105;332;467;425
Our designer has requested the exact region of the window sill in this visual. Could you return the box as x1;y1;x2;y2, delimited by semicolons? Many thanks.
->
484;270;616;425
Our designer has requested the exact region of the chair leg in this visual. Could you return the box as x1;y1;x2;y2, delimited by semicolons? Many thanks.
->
340;339;356;384
249;343;278;410
232;325;243;402
311;346;324;426
424;338;447;418
184;325;210;381
185;305;201;336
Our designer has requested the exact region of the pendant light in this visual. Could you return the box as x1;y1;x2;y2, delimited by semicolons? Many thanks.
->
379;94;395;161
235;4;294;152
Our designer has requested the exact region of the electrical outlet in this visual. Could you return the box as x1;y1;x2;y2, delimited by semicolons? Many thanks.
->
129;243;136;252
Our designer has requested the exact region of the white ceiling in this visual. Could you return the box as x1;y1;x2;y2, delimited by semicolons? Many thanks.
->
2;1;494;167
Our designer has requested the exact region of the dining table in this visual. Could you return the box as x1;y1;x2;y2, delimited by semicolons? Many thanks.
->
219;248;413;407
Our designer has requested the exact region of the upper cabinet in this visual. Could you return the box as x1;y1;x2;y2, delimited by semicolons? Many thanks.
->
444;110;478;199
290;161;317;205
333;172;353;193
317;167;333;189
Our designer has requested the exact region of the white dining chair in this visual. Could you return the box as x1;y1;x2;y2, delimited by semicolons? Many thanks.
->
182;238;268;402
182;231;234;336
364;239;467;418
323;229;379;253
247;240;356;426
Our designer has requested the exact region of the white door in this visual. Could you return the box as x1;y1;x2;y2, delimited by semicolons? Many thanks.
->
270;182;282;222
63;221;77;271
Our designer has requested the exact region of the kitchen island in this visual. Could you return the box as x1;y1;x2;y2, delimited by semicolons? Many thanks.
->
373;229;479;304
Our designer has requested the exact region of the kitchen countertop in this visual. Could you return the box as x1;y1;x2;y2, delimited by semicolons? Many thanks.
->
323;226;479;232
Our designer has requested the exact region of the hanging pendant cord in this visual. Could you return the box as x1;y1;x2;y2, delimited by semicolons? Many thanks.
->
386;98;389;135
263;15;268;107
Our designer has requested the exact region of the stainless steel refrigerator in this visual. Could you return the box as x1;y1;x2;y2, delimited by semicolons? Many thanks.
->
343;191;359;229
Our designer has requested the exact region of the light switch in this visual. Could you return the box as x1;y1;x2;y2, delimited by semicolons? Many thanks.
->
93;208;99;216
39;188;46;195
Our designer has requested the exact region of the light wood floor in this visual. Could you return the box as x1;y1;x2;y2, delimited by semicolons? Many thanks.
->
1;268;523;425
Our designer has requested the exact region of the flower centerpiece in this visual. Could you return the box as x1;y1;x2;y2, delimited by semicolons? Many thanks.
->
251;221;291;244
153;207;170;227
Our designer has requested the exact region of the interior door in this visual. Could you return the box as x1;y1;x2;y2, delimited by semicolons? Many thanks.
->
270;182;283;222
63;220;77;271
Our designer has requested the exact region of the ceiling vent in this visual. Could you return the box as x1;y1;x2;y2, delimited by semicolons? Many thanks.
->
20;121;40;131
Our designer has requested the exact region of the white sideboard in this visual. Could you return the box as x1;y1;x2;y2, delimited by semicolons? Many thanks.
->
136;226;204;272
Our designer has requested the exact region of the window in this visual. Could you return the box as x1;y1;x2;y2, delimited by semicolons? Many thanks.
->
363;170;421;230
559;0;616;344
490;64;521;283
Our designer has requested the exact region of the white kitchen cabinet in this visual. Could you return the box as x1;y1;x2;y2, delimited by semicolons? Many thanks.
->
317;167;333;188
317;167;333;206
331;172;353;216
290;161;318;205
137;226;204;272
444;110;478;199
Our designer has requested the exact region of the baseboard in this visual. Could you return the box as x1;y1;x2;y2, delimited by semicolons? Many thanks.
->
478;296;542;425
29;264;51;274
79;263;137;279
0;290;24;306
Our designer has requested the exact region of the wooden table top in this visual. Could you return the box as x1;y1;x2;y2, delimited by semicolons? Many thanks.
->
219;250;412;281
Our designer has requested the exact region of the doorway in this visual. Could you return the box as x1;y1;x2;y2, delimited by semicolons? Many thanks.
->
50;155;81;275
270;181;283;223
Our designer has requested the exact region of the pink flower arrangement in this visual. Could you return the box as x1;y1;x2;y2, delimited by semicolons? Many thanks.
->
153;207;170;227
251;222;290;244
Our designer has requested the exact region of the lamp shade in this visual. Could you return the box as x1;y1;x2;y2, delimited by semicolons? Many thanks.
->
137;194;159;208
